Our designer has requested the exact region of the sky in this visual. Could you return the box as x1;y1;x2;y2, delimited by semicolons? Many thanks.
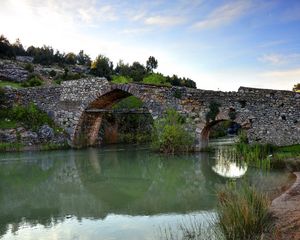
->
0;0;300;91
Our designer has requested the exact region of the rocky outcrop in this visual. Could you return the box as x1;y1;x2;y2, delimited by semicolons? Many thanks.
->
0;124;67;147
0;60;28;82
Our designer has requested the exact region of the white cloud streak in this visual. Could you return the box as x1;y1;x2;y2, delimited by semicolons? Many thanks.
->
192;0;252;30
144;16;185;27
258;53;300;65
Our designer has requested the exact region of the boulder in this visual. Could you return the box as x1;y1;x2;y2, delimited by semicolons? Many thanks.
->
38;124;54;141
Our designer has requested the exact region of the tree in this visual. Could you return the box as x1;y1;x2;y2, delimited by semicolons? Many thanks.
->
115;60;131;76
12;38;26;56
129;62;147;82
293;83;300;92
90;54;113;80
0;35;15;58
77;50;91;66
65;52;77;65
146;56;158;73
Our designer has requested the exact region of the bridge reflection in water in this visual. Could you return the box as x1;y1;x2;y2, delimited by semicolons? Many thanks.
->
0;145;290;240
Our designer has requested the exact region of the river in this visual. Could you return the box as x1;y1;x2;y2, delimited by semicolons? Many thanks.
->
0;140;290;240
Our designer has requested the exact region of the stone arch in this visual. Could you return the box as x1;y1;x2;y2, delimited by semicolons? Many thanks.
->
198;108;252;149
72;85;158;147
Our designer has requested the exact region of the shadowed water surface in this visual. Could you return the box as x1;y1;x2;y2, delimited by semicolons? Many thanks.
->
0;142;290;240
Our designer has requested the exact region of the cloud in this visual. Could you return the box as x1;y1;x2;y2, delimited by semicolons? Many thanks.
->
258;53;300;65
192;0;252;30
261;68;300;79
144;16;185;27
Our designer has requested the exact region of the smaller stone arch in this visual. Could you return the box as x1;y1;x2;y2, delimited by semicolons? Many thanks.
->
198;107;253;149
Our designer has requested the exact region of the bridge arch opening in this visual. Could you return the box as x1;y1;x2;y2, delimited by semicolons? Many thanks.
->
200;119;244;148
73;88;153;147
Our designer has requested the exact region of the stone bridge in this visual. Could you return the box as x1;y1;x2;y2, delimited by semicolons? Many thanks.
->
8;77;300;150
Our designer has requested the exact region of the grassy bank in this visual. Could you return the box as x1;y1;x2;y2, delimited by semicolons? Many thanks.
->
0;142;70;152
235;142;300;171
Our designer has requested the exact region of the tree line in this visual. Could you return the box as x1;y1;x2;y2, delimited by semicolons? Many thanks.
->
0;34;196;88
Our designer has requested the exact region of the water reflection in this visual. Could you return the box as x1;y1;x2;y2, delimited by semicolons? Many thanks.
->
0;145;289;240
212;147;248;179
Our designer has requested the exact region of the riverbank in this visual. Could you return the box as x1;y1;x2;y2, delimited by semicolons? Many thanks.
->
265;172;300;239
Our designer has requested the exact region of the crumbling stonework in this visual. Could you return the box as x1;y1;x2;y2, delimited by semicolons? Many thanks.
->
5;77;300;150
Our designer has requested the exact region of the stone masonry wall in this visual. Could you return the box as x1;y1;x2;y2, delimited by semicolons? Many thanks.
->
5;77;300;150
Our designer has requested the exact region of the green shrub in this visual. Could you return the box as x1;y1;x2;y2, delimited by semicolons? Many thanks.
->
8;103;54;130
152;109;194;153
111;75;132;84
49;69;56;77
172;88;182;99
112;96;143;110
21;75;43;87
206;101;221;122
143;73;171;86
216;184;271;240
24;63;34;73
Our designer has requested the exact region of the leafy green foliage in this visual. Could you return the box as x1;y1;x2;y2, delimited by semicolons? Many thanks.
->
172;88;182;99
293;83;300;92
0;103;55;131
206;101;221;122
90;54;113;80
0;35;25;58
166;74;197;88
77;50;91;66
21;75;43;87
129;61;147;82
146;56;158;73
24;63;34;73
216;184;271;240
64;52;77;65
112;96;143;109
111;75;132;84
152;109;194;153
209;121;231;139
143;73;171;86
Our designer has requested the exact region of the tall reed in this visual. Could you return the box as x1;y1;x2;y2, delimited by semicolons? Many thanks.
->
215;184;271;240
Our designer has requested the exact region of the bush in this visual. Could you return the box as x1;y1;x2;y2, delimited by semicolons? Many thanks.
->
49;70;56;77
9;103;54;130
143;73;171;86
172;88;182;99
206;101;221;122
216;184;271;240
152;109;194;153
24;63;34;73
21;76;43;87
111;75;132;84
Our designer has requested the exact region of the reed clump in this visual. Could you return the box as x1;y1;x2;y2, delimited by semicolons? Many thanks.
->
215;184;272;240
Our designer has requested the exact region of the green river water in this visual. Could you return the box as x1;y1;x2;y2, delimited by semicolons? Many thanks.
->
0;140;290;240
